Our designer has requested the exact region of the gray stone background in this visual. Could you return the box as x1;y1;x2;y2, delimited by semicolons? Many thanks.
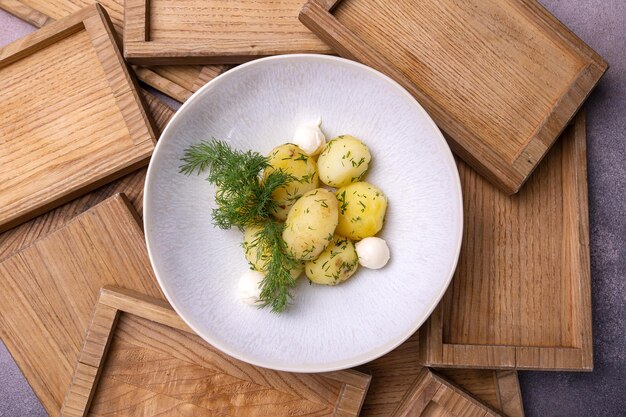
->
0;0;624;416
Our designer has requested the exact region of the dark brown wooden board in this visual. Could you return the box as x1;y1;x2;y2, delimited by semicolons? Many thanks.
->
419;112;592;370
299;0;607;194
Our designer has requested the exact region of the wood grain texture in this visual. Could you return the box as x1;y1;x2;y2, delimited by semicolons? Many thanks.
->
391;369;502;417
438;370;524;417
299;0;607;194
61;288;371;417
0;0;228;101
354;334;524;417
123;0;333;65
0;4;157;232
0;88;173;261
0;195;164;417
420;112;592;370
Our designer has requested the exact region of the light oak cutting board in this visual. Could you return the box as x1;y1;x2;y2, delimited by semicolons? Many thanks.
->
420;112;592;370
0;194;164;417
61;287;371;417
0;0;228;101
0;4;157;232
123;0;333;65
0;89;173;261
299;0;607;194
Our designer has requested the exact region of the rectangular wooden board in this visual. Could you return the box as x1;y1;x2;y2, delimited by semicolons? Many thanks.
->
391;368;502;417
0;0;229;102
123;0;333;65
419;112;592;370
61;287;371;417
299;0;607;194
0;89;174;261
356;333;524;417
0;194;164;417
0;4;157;232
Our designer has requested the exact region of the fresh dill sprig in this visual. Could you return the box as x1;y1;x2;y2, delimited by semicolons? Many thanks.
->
180;139;298;312
180;139;293;229
251;220;299;313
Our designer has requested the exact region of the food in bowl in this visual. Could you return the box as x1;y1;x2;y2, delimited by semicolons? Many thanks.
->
180;122;391;312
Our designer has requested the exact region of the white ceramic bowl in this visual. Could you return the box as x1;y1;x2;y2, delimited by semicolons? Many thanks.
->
144;54;462;372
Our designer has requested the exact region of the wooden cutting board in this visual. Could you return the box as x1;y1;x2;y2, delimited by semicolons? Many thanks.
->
356;334;524;417
123;0;333;65
0;89;173;261
0;0;228;102
0;4;157;232
391;368;502;417
0;194;164;417
420;112;592;370
299;0;607;194
62;287;371;417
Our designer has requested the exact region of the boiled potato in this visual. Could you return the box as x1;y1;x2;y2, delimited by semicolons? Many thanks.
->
283;188;338;260
264;144;319;220
243;224;303;278
317;135;371;188
243;224;271;271
305;235;359;285
336;182;387;240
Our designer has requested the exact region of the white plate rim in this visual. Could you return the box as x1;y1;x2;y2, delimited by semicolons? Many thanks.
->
144;54;463;373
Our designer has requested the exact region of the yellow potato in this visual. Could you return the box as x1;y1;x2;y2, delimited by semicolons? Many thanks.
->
283;188;339;260
264;144;319;220
243;225;302;278
317;135;371;188
305;235;359;285
243;225;270;271
336;182;387;240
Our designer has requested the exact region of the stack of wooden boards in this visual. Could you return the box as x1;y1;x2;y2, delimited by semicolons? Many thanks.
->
0;0;606;415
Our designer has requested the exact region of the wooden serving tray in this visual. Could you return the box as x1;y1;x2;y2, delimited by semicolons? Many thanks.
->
123;0;333;65
391;368;502;417
0;0;228;102
299;0;607;194
62;287;371;417
0;92;173;416
420;112;592;370
0;89;173;261
357;334;524;417
0;194;164;416
0;4;157;232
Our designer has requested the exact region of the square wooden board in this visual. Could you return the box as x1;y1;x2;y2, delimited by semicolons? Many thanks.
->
0;4;157;232
0;194;164;416
391;368;503;417
419;112;592;370
0;89;174;260
356;333;524;417
0;0;229;102
123;0;333;65
61;287;371;417
299;0;607;194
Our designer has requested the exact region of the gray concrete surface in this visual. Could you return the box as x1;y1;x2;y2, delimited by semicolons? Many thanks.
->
0;1;624;416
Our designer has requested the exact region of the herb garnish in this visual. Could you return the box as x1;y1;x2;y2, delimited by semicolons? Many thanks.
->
180;139;299;312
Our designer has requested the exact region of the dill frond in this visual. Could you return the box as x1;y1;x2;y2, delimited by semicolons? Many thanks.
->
251;220;299;313
180;139;294;229
180;139;298;312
